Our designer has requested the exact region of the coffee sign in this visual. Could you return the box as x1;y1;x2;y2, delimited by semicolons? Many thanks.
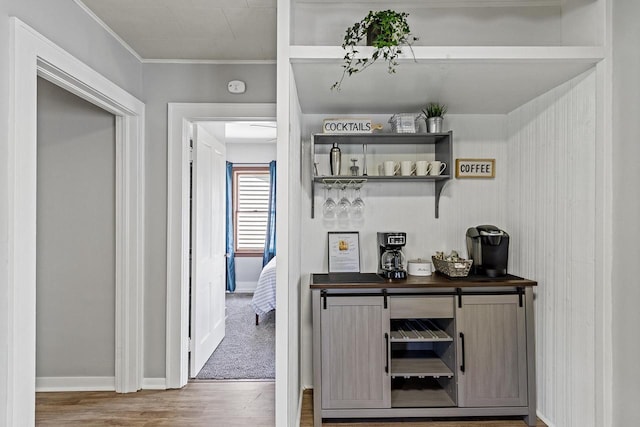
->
323;118;372;134
455;158;495;179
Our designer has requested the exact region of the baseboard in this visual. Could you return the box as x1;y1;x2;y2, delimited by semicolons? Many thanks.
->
36;376;115;392
36;377;168;392
233;281;257;293
142;378;167;390
537;411;555;427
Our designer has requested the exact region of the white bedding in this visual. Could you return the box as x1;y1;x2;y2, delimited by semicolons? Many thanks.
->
251;256;276;316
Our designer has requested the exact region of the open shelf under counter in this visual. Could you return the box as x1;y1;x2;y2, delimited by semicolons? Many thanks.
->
391;353;454;378
391;319;453;342
391;387;456;408
391;377;456;408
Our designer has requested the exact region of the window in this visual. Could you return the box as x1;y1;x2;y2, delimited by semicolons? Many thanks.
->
233;166;270;255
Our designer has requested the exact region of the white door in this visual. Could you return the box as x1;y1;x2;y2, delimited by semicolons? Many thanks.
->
190;124;227;376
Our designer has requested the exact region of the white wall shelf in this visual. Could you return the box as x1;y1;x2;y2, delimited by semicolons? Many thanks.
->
294;0;561;6
290;45;604;61
290;46;604;114
311;132;453;219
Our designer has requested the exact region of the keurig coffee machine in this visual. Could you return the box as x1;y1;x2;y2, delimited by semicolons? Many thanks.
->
378;232;407;280
466;225;509;277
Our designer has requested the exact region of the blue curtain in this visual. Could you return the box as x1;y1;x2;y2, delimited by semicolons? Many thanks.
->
263;160;277;266
225;161;236;292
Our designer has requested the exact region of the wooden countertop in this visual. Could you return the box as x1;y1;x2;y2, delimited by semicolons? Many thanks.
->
310;272;537;289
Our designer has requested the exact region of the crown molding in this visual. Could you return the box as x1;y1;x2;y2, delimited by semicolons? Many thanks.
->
141;58;277;65
73;0;143;62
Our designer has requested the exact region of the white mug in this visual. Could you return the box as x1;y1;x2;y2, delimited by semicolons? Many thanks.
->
416;160;432;176
429;160;447;176
383;161;400;176
400;161;416;176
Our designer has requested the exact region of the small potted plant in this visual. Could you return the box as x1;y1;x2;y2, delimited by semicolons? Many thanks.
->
331;10;418;91
422;102;448;133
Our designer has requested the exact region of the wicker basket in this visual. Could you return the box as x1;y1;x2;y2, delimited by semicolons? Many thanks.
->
431;256;473;277
389;113;419;134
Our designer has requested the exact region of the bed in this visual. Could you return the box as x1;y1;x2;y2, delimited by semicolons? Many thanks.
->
251;256;276;325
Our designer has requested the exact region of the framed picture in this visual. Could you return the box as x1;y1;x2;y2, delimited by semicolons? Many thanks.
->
455;158;496;179
328;232;361;273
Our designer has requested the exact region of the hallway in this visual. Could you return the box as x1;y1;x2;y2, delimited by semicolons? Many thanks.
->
36;381;274;426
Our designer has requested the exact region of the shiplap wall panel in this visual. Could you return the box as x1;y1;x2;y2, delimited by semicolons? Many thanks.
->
507;69;597;427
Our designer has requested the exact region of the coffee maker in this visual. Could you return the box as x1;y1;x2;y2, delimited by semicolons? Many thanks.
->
378;232;407;280
466;225;510;277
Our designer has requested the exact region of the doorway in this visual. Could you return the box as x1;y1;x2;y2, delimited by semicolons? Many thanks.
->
165;103;277;388
7;19;145;424
35;78;117;390
187;121;277;380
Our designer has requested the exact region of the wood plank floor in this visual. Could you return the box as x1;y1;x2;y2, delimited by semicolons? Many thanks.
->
36;381;275;426
300;390;548;427
37;383;547;427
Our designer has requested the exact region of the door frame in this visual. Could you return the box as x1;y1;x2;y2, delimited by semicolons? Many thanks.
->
7;18;145;424
166;103;277;388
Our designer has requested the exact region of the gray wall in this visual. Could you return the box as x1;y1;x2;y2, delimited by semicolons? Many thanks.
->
142;63;276;377
3;0;142;98
612;0;640;425
0;0;141;418
36;78;116;378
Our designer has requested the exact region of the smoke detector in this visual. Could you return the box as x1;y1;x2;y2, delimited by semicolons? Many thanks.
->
227;80;246;94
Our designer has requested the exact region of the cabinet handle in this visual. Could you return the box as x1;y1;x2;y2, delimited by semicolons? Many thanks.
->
384;333;389;374
459;332;466;373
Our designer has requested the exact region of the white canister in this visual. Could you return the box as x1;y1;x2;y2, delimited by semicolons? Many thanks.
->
407;259;432;276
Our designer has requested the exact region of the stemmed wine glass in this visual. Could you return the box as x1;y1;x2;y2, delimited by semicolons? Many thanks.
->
336;185;351;221
350;186;365;220
322;184;336;219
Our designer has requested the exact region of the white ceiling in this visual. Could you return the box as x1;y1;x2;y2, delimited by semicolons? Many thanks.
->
78;0;277;61
199;121;277;144
76;0;558;62
76;1;600;114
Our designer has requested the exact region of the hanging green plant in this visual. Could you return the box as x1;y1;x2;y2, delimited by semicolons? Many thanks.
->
331;10;418;91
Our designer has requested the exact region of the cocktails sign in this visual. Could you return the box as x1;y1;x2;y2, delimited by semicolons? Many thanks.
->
323;118;372;134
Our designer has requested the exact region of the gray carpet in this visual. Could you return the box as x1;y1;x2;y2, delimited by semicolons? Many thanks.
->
195;293;275;379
